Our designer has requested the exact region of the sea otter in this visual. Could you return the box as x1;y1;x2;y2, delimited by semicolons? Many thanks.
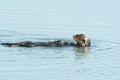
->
73;34;90;47
1;34;90;48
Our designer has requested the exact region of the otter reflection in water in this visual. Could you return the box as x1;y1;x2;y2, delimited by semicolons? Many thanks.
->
1;34;91;48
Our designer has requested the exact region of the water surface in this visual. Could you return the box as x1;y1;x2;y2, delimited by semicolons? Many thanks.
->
0;0;120;80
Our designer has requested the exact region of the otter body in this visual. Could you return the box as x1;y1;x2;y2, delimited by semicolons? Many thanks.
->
1;34;91;48
1;40;75;47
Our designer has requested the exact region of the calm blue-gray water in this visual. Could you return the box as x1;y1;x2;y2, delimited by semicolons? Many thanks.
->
0;0;120;80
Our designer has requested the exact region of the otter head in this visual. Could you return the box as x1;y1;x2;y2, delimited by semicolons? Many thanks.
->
73;34;90;47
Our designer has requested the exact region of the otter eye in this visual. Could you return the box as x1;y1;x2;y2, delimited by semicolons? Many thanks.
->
82;40;85;43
